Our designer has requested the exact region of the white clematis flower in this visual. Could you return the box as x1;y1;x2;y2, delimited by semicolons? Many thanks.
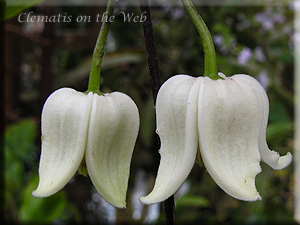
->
140;73;292;204
32;88;139;208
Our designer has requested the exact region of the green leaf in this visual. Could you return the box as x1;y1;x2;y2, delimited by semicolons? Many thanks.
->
3;0;46;21
19;175;81;224
5;119;37;164
4;119;37;193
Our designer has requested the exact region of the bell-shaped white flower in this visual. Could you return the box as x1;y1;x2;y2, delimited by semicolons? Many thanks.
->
32;88;139;208
140;73;292;204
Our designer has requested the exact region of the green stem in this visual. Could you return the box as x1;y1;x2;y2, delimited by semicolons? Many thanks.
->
181;0;222;80
87;0;115;94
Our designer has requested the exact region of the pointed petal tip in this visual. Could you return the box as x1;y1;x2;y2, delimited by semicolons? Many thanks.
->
32;187;56;198
239;194;262;202
31;190;42;198
216;180;262;202
91;179;129;209
230;191;262;202
238;193;262;202
118;204;126;209
139;187;174;205
102;196;127;208
112;201;126;209
32;191;45;198
31;176;70;198
139;195;160;205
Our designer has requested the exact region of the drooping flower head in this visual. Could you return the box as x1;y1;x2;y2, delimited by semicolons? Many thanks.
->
33;88;139;208
140;73;292;204
32;0;140;209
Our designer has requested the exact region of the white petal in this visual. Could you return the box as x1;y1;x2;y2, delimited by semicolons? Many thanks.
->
86;92;139;208
235;75;292;170
140;75;202;204
198;75;262;201
33;88;93;197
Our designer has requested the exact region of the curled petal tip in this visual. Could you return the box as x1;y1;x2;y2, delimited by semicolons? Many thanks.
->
251;73;293;171
278;152;293;168
264;151;293;170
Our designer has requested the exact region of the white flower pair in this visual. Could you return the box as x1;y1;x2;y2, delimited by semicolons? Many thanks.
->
33;73;292;208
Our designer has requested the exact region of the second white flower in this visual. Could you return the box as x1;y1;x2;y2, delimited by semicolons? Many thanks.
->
140;73;292;204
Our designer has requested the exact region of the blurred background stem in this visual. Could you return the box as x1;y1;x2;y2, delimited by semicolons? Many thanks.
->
139;1;176;225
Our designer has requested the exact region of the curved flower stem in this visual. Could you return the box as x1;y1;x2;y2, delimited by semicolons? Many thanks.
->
181;0;222;80
87;0;115;94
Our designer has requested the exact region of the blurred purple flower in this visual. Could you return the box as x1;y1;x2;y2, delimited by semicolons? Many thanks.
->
237;47;252;65
254;46;266;62
257;70;269;90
